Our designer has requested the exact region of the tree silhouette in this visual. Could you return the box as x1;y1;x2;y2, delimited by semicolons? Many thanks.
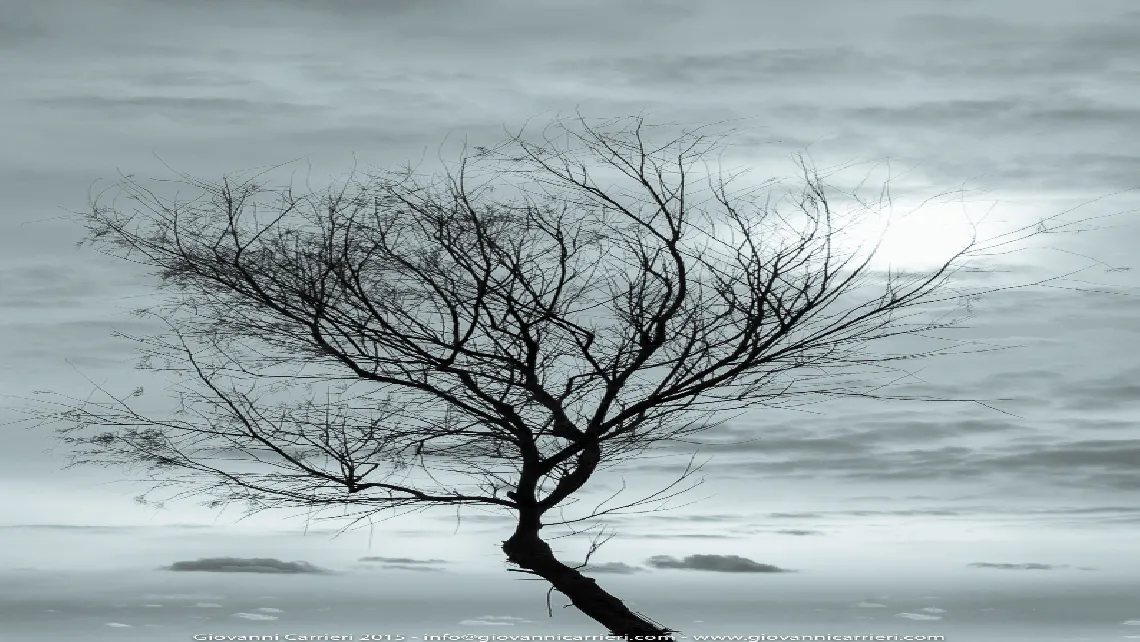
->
33;115;1051;637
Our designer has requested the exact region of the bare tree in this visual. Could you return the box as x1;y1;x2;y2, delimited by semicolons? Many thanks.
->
31;115;1053;637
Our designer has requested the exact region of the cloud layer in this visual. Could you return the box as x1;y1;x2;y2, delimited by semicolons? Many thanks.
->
164;557;330;574
967;562;1064;571
645;554;790;573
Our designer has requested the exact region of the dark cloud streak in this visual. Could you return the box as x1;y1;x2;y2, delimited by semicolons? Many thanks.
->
645;554;791;573
164;557;331;574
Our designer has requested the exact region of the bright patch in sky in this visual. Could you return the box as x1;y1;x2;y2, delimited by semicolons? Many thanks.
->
233;612;278;621
863;200;981;270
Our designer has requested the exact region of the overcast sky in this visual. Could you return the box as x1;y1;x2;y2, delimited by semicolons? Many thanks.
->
3;1;1140;640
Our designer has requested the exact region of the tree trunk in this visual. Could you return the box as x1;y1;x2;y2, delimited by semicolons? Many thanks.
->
502;520;676;639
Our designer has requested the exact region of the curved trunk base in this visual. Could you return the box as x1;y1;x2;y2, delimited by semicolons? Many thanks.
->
503;528;676;639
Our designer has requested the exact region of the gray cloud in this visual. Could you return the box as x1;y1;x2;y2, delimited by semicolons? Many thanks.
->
691;435;875;456
164;557;330;574
554;7;1140;91
358;556;447;573
554;48;897;88
645;554;790;573
542;6;1140;194
0;524;128;533
459;615;532;627
842;97;1123;131
0;19;48;49
638;514;747;523
0;263;124;308
573;562;646;575
891;14;1140;81
754;505;1140;527
233;612;278;621
1056;368;1140;410
0;523;212;533
31;95;319;120
632;534;738;540
646;409;1140;491
967;440;1140;491
109;69;255;90
428;514;515;525
775;529;824;536
967;562;1065;570
680;417;1029;456
359;556;447;564
376;565;444;572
